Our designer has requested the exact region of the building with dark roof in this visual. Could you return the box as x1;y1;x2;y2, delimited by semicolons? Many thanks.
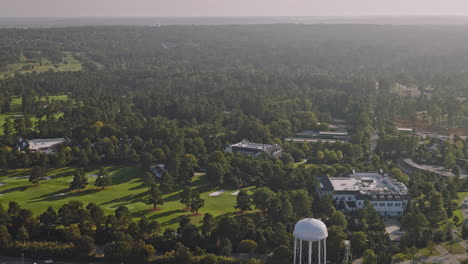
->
318;172;408;217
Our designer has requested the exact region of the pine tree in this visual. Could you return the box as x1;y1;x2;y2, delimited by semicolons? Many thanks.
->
234;190;252;212
16;225;29;241
147;183;164;210
29;166;45;185
95;168;112;189
70;168;88;191
179;186;192;210
160;170;174;194
189;191;205;215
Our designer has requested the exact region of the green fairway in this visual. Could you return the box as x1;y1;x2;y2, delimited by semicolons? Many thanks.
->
0;166;253;229
0;52;82;79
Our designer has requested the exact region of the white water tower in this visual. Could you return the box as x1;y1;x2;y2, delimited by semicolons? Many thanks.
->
293;218;328;264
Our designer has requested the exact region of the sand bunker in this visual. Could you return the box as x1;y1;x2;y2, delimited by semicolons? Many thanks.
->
209;190;225;196
54;193;68;197
0;182;6;186
231;191;240;196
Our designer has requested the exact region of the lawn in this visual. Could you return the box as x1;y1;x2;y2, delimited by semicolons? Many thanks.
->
440;241;466;255
0;52;82;79
452;191;468;226
0;166;254;229
418;246;441;256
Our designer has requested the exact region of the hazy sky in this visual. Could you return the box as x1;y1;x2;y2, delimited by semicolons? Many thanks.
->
3;0;468;17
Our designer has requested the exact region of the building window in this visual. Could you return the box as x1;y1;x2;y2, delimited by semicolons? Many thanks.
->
395;203;401;206
387;203;393;206
348;197;352;200
380;203;385;207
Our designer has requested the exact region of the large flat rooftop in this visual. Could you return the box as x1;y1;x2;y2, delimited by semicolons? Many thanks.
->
28;138;66;150
328;172;407;195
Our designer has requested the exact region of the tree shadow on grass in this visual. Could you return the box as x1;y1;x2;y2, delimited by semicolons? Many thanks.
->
99;192;148;207
164;192;182;202
128;183;146;191
28;188;103;203
109;166;143;185
149;209;187;226
0;185;32;194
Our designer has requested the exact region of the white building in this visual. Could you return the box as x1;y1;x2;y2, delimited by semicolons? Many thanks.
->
318;172;408;217
225;140;282;158
18;137;66;155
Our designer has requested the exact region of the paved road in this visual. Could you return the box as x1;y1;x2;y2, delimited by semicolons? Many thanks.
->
398;158;468;179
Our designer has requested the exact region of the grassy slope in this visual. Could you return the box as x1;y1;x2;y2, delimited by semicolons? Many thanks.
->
0;166;253;229
440;241;467;255
0;52;82;79
453;191;468;226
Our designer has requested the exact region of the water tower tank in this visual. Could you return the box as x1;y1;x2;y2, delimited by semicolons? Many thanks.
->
293;218;328;264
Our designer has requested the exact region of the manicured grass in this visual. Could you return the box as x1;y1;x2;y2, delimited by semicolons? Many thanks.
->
0;166;253;229
452;192;468;226
456;192;468;204
0;52;82;79
418;246;441;256
440;241;466;255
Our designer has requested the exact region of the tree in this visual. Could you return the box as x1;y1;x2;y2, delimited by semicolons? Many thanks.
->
206;162;226;186
138;217;160;239
217;238;232;256
0;225;11;248
362;249;377;264
129;240;156;263
190;191;205;215
349;231;367;255
328;211;347;230
179;154;197;183
147;183;164;209
290;190;312;218
201;213;216;236
16;225;29;241
143;172;155;190
235;190;252;212
317;195;336;217
252;187;274;212
39;206;58;230
270;245;290;264
2;119;14;136
327;225;346;264
69;168;88;191
426;191;447;227
391;168;409;185
239;240;257;253
444;152;456;168
427;240;436;254
160;170;174;194
95;171;112;189
29;166;45;185
180;186;192;210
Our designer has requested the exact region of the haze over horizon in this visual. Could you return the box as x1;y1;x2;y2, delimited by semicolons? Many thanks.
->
4;0;468;18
